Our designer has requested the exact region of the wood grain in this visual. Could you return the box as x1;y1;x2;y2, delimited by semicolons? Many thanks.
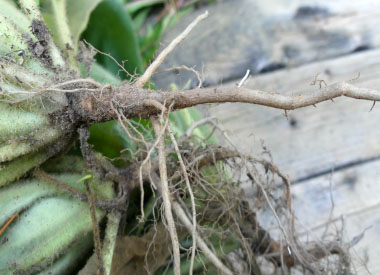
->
209;47;380;275
153;0;380;89
291;159;380;274
210;49;380;182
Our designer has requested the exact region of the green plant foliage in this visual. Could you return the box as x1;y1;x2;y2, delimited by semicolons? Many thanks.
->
170;108;216;143
0;172;114;274
0;103;49;146
38;233;92;275
89;62;122;85
0;0;220;273
82;0;143;78
40;0;103;69
65;0;103;49
0;1;117;273
0;1;30;34
38;0;104;75
88;121;128;159
126;0;163;14
82;0;214;160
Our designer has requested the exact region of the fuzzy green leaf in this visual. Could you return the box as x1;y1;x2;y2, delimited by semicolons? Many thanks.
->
40;0;103;49
89;62;121;85
0;173;114;273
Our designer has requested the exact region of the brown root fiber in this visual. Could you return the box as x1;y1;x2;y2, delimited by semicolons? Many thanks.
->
63;80;380;126
163;133;353;274
2;74;365;273
94;121;354;274
29;75;360;273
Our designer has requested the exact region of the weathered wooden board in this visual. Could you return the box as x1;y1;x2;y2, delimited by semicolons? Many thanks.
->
210;48;380;182
208;47;380;275
154;0;380;89
290;158;380;274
